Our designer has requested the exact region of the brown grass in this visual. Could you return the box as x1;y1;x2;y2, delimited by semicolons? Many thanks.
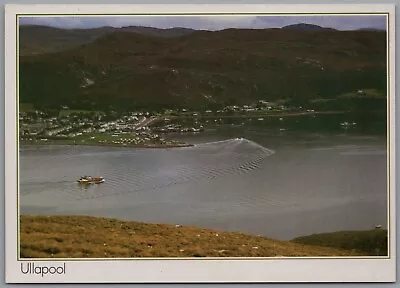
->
20;215;364;258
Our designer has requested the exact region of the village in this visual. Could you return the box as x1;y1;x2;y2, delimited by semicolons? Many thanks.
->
18;100;315;147
18;110;188;147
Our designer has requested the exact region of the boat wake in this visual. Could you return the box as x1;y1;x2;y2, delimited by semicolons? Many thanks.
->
40;138;275;201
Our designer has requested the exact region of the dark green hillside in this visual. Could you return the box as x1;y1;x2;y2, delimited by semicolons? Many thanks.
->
19;25;195;56
292;229;388;256
19;28;387;111
19;25;114;56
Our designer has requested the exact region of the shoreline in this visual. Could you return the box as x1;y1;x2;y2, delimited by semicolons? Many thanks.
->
19;141;194;149
167;111;347;120
20;214;387;258
19;110;374;150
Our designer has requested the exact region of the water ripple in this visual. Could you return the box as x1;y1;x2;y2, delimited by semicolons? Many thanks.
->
20;138;275;202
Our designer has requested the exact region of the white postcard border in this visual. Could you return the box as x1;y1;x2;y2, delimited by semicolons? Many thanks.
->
5;4;396;283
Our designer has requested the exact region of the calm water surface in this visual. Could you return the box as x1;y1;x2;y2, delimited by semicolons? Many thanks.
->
20;117;387;240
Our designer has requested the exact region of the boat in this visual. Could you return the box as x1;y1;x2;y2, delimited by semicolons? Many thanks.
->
340;121;357;127
77;176;105;184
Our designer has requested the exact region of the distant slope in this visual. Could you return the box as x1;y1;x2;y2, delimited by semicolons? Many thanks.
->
119;26;195;37
292;229;388;256
281;23;337;31
357;28;386;32
19;25;195;55
19;28;387;111
19;25;114;55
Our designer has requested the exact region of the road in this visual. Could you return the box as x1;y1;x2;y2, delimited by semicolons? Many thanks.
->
134;116;160;130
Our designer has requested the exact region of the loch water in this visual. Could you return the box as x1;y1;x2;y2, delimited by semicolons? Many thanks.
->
20;114;388;240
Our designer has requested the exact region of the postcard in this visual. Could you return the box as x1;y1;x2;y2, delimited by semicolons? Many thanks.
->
4;3;396;283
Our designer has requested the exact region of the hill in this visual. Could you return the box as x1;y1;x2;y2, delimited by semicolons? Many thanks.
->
357;28;386;32
20;215;369;258
19;25;195;56
292;229;388;256
19;25;114;56
281;23;337;31
19;28;387;112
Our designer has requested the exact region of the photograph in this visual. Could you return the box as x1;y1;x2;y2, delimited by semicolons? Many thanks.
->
5;3;396;283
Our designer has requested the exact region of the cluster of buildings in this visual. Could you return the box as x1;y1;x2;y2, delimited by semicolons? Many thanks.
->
18;99;307;144
18;111;158;144
97;131;163;146
153;124;204;133
165;101;290;116
18;109;201;147
218;101;288;113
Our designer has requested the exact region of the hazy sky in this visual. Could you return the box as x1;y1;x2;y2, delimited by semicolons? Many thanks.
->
19;15;387;31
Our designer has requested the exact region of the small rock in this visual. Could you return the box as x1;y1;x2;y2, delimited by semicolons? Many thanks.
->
252;246;259;249
179;249;185;252
197;234;200;237
215;233;219;237
103;243;107;246
175;224;181;228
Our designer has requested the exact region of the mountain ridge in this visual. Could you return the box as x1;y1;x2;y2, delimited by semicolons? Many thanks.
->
19;24;196;56
281;23;337;31
19;23;385;55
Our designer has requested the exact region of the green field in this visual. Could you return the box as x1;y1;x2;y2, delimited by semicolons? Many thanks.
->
19;103;35;112
337;89;386;99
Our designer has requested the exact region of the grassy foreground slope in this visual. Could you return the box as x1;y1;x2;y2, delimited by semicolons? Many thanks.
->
20;215;372;258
